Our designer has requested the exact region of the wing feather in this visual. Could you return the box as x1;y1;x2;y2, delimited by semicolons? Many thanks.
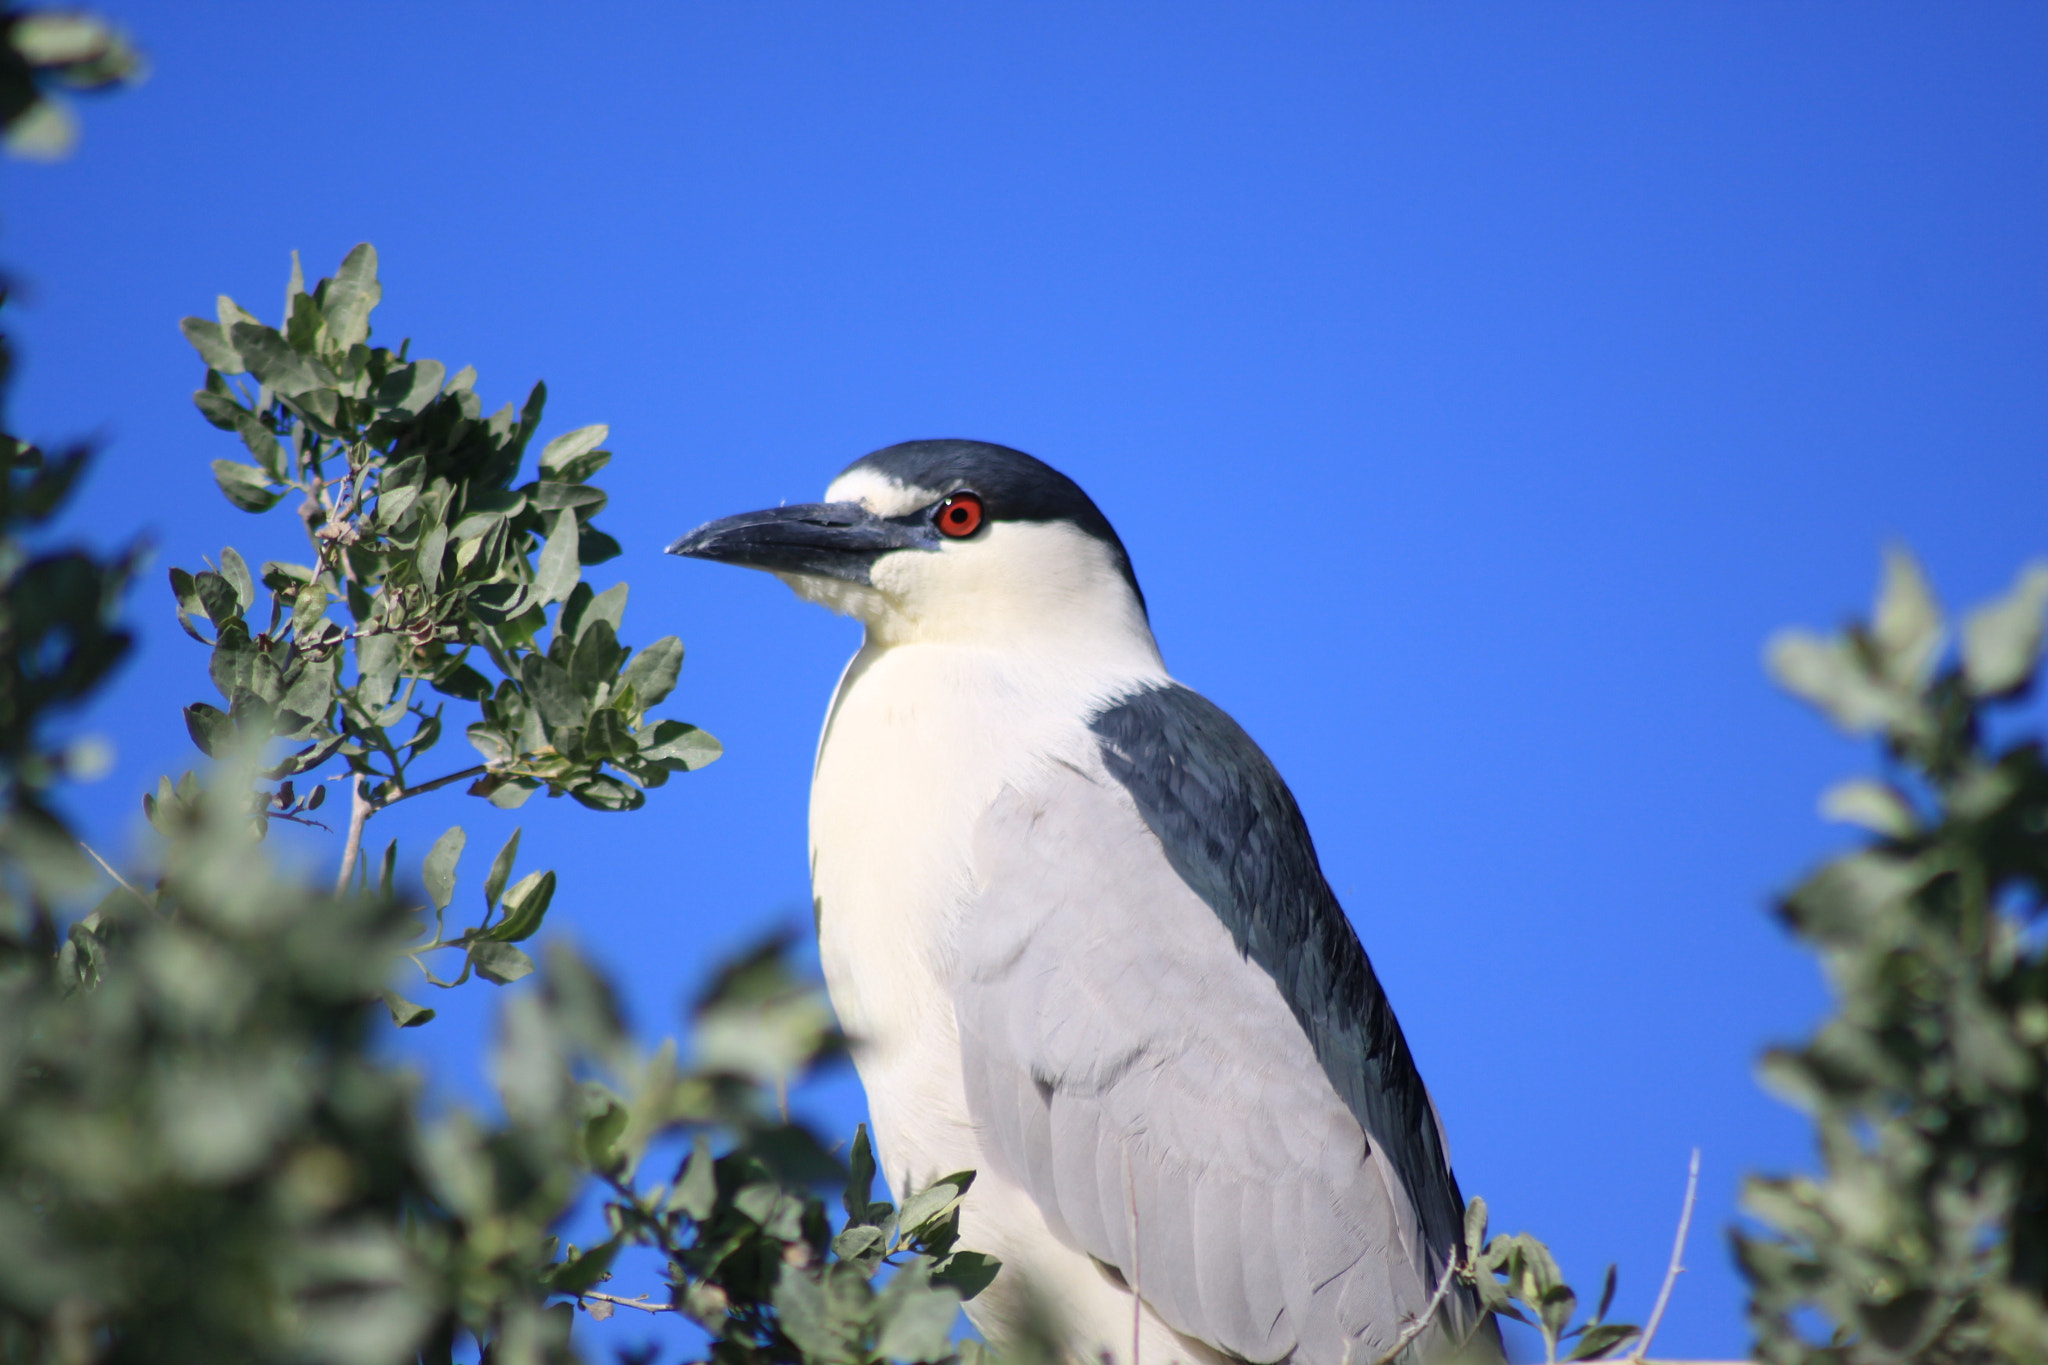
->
954;742;1477;1363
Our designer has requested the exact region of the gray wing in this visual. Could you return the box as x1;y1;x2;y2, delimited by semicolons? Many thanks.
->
954;685;1479;1364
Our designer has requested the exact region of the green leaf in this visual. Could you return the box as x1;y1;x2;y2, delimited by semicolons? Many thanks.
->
1961;561;2048;697
1871;545;1944;687
547;1236;621;1296
322;243;382;351
844;1123;878;1220
579;582;628;643
468;939;534;985
578;528;623;565
1765;630;1913;736
483;827;521;911
532;482;605;513
534;510;581;605
168;567;212;642
1820;779;1917;838
569;618;625;696
423;827;465;911
416;519;448;595
584;709;634;761
897;1173;971;1238
775;1262;874;1364
191;385;244;432
211;459;281;512
193;571;242;628
485;776;539;809
488;869;555;942
229;321;330;396
290;579;328;642
218;546;255;612
382;991;437;1028
431;662;492;702
1568;1324;1640;1360
1464;1196;1489;1259
832;1224;886;1265
933;1250;1001;1300
620;637;684;711
184;703;233;758
375;358;445;418
669;1139;718;1220
284;286;326;356
639;719;722;770
519;655;585;735
538;424;608;479
567;774;643;812
180;317;245;374
356;632;402;714
873;1260;962;1363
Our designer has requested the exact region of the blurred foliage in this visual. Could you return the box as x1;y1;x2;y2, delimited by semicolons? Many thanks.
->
1743;549;2048;1362
0;7;142;159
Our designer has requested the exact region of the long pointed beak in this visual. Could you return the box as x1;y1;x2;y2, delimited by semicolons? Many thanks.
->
666;501;929;584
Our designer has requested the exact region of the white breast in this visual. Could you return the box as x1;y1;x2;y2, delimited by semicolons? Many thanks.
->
809;638;1162;1193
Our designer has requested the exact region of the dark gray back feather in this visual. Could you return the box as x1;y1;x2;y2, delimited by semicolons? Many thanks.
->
1090;683;1468;1282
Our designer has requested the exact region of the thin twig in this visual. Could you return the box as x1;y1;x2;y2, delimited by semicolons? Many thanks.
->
1625;1149;1701;1364
579;1292;673;1315
1370;1246;1461;1365
373;764;488;811
78;842;145;903
334;775;372;895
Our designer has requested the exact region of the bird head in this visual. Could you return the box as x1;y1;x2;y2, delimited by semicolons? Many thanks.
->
669;440;1154;653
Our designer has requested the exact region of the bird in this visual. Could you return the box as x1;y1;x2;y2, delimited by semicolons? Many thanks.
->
668;440;1493;1365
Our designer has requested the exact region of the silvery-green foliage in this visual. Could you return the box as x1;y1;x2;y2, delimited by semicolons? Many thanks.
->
1456;1200;1635;1363
1744;551;2048;1363
167;246;721;1009
174;243;719;825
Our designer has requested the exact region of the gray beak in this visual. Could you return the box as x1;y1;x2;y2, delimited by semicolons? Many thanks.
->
666;501;930;585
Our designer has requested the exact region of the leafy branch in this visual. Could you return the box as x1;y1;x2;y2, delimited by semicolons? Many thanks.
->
165;245;721;1010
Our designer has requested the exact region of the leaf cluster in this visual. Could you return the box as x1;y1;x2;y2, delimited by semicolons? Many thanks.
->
1743;550;2048;1363
1454;1198;1636;1364
545;940;997;1365
174;243;716;832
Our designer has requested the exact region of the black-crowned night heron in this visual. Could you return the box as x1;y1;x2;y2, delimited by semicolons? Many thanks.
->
670;440;1490;1365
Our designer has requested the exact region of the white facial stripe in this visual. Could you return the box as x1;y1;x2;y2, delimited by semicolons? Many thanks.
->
824;468;942;518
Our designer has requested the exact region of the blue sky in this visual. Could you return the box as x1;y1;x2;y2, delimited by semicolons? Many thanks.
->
4;4;2044;1360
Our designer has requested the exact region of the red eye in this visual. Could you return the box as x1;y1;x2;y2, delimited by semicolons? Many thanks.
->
935;492;984;538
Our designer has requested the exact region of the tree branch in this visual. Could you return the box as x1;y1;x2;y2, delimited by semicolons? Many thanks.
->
78;842;145;904
334;775;372;895
578;1291;673;1318
374;764;488;811
1369;1246;1460;1365
1623;1148;1701;1364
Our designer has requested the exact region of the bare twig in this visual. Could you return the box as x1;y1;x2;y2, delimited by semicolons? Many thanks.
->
373;764;488;811
78;842;145;903
578;1291;673;1316
1624;1149;1701;1364
1369;1246;1461;1365
334;775;372;895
